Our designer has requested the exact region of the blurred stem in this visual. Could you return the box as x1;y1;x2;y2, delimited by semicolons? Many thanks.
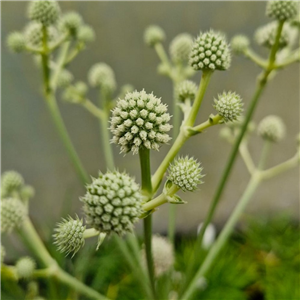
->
239;141;256;175
258;140;271;170
64;42;85;67
275;48;300;69
154;43;172;71
244;48;267;68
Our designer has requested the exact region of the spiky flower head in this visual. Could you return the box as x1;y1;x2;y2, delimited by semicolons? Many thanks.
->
88;63;116;94
110;90;172;154
189;30;231;71
77;25;95;43
53;216;85;257
57;69;74;88
7;32;26;53
167;156;204;192
1;171;24;194
255;22;291;49
63;81;87;103
24;22;58;48
214;91;243;123
169;33;193;63
258;115;286;142
16;257;36;279
176;80;197;102
59;12;83;36
144;25;165;47
266;0;298;21
142;235;174;276
28;0;60;26
230;35;250;54
1;198;27;233
81;171;142;235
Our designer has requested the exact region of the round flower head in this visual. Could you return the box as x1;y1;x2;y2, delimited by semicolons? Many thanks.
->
57;69;74;88
230;35;250;54
169;33;193;63
144;25;165;47
110;90;172;154
167;156;204;192
28;0;60;26
1;198;27;233
81;171;142;235
77;25;95;43
1;171;24;194
16;257;36;279
189;30;231;71
142;235;174;276
258;115;286;142
88;63;116;94
59;12;83;36
266;0;298;21
213;91;244;123
7;32;26;53
53;216;85;257
255;22;291;49
176;80;198;102
20;185;35;200
63;81;87;103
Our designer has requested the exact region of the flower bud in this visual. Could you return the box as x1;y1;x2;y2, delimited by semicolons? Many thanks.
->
63;81;87;104
59;12;83;36
77;25;95;43
144;25;165;47
16;257;36;279
189;30;231;71
1;198;27;233
230;35;250;54
28;0;60;26
57;69;74;88
167;156;204;192
7;32;26;53
266;0;298;21
176;80;197;102
110;90;172;154
1;171;24;194
258;115;286;142
53;216;85;257
197;223;216;250
20;185;35;200
81;171;142;235
255;22;291;49
213;91;243;123
169;33;193;63
88;63;116;94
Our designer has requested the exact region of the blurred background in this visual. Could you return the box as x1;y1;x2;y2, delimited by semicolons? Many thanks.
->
2;1;299;257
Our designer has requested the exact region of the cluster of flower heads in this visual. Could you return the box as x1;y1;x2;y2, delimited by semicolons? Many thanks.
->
81;171;142;235
144;25;165;47
266;0;299;21
169;33;194;63
189;30;231;71
258;115;286;143
110;90;172;154
213;92;244;123
167;157;204;192
176;80;197;102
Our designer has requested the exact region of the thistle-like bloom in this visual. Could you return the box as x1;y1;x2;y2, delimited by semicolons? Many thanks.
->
189;30;231;71
7;32;26;53
88;63;116;94
176;80;198;102
213;92;243;123
258;115;286;142
110;90;172;154
169;33;193;63
230;35;250;54
59;12;83;36
255;22;291;49
266;0;298;21
81;171;142;235
53;216;85;257
28;0;61;26
142;235;174;276
57;69;74;88
1;171;24;194
167;156;204;192
1;198;27;233
16;257;36;279
77;25;95;43
144;25;165;47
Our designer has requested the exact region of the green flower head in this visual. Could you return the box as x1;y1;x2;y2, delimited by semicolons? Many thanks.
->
258;115;286;142
266;0;298;21
16;257;36;279
59;12;83;36
169;33;193;63
176;80;198;102
230;35;250;54
7;32;26;53
144;25;165;47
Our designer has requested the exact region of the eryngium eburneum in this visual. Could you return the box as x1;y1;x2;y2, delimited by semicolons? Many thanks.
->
266;0;299;21
258;115;286;142
176;80;198;102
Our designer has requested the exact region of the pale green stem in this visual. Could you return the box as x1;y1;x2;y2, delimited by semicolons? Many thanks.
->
154;43;172;70
81;99;105;119
49;32;69;52
64;42;85;67
191;114;222;134
83;228;100;239
18;218;108;300
275;48;300;69
244;48;267;69
258;140;271;170
239;141;256;175
25;45;43;55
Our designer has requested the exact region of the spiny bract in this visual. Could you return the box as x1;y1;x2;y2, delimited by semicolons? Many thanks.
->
176;80;198;102
266;0;299;21
169;33;193;63
81;171;142;235
189;30;231;71
16;257;36;279
144;25;165;47
167;156;204;192
258;115;286;142
230;35;250;54
53;216;85;257
28;0;61;26
1;198;27;233
1;171;24;193
7;32;26;53
213;91;244;123
110;90;172;154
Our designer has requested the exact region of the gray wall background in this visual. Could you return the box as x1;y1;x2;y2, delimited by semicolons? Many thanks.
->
2;1;299;243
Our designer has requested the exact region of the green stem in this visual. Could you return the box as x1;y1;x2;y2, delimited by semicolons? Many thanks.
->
181;174;261;300
244;48;267;69
239;141;256;175
258;140;271;170
154;43;172;70
82;99;105;119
